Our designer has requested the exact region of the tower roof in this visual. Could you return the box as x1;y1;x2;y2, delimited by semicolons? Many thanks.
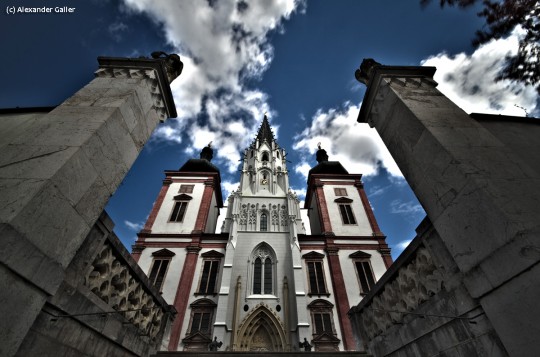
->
255;114;275;144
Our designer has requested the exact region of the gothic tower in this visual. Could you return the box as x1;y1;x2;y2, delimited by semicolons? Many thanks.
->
133;115;391;352
216;115;307;351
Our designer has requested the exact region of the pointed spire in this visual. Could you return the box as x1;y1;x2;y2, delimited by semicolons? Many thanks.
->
256;113;275;144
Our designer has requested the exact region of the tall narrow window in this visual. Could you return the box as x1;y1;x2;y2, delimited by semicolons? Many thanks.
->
308;300;340;351
260;213;268;231
186;299;216;336
350;251;376;295
170;194;192;222
197;250;224;295
253;258;262;294
338;204;356;224
251;244;275;295
355;261;375;294
264;258;272;294
307;261;327;295
148;259;169;291
262;152;269;161
147;249;175;291
302;252;329;296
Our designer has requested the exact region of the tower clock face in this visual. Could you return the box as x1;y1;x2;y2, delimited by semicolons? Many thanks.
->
261;179;268;185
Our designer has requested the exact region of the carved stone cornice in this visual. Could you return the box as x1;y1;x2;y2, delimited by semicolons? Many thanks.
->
186;245;202;254
95;54;183;121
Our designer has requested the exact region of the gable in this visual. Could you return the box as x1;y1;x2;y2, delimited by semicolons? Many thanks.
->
334;197;353;203
173;194;193;201
302;251;325;260
151;248;175;257
201;250;225;258
349;250;372;259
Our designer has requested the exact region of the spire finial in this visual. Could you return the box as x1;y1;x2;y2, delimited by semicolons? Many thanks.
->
200;142;214;161
316;143;328;163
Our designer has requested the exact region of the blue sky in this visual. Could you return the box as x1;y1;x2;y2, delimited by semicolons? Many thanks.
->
2;0;538;259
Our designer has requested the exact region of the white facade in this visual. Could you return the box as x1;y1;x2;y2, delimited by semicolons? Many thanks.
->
133;117;392;352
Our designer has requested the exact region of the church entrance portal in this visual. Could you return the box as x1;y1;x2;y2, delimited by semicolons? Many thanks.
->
237;304;287;351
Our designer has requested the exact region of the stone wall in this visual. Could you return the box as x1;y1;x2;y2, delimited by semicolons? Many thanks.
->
349;218;508;356
15;212;175;356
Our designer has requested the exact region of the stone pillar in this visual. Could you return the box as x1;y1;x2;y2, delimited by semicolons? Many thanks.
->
0;53;182;356
193;179;215;233
168;244;201;350
313;180;333;234
325;245;354;350
355;59;540;356
141;177;173;233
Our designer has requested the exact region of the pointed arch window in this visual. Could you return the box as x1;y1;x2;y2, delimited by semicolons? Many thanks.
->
261;152;269;162
251;244;275;295
260;213;268;231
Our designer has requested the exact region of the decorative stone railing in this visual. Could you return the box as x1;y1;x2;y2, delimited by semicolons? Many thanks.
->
79;212;174;344
349;219;445;341
84;240;166;340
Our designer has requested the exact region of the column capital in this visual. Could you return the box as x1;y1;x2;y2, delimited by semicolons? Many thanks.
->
96;53;183;120
355;59;436;126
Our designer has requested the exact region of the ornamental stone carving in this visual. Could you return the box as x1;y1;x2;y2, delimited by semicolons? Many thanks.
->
84;242;165;340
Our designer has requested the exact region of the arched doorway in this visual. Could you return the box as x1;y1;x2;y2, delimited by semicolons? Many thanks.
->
236;303;287;351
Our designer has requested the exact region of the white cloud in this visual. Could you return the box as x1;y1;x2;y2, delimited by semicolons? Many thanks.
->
124;0;303;172
124;220;144;231
293;103;403;180
390;200;424;216
422;27;538;116
394;239;412;254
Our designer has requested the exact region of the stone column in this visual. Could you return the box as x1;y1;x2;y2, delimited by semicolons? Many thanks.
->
0;53;182;356
355;59;540;356
168;244;201;350
325;245;354;350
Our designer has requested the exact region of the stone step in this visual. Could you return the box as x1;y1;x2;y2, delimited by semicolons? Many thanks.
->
154;352;372;357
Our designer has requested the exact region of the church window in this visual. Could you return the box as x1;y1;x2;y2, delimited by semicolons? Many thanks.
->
170;201;189;222
334;187;347;196
260;213;268;231
307;261;328;295
276;150;280;158
197;260;220;295
262;152;269;161
148;249;175;292
187;299;216;336
302;252;329;296
338;204;356;225
179;184;194;193
251;245;275;295
308;300;336;336
355;260;376;294
196;250;224;296
251;150;254;158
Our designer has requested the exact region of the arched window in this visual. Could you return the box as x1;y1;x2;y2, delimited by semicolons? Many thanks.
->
261;152;269;161
260;213;268;231
251;244;275;295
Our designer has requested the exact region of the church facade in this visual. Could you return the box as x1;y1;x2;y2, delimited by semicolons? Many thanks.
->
132;116;392;352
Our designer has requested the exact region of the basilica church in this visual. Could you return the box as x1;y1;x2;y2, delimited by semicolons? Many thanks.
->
132;116;392;352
